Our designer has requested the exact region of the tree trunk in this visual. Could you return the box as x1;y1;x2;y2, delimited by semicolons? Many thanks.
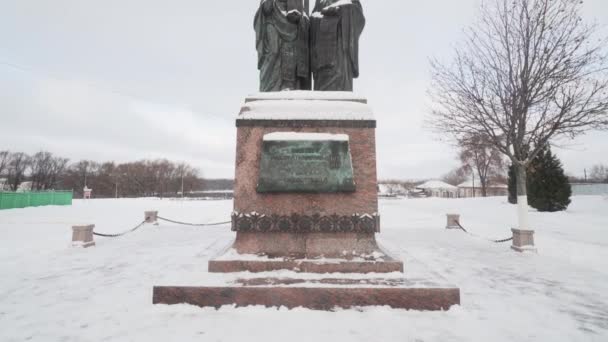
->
479;176;488;197
515;163;529;230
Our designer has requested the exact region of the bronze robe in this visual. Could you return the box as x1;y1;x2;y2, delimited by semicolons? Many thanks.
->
255;0;311;92
311;0;365;91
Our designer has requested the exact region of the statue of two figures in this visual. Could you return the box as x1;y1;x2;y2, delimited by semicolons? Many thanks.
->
254;0;365;92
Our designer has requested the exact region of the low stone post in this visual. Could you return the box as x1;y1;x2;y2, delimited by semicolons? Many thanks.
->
446;214;460;229
72;225;95;248
145;211;158;224
511;229;537;253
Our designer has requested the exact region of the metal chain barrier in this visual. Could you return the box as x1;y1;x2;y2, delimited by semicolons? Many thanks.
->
91;215;230;239
93;220;147;238
455;221;513;243
156;216;231;227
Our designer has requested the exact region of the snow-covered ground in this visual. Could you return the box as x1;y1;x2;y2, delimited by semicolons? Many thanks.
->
1;196;607;341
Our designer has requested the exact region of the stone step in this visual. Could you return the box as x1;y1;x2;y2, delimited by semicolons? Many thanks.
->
208;259;404;273
152;284;460;311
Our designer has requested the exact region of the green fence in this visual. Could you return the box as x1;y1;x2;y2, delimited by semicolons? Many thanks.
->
0;191;73;210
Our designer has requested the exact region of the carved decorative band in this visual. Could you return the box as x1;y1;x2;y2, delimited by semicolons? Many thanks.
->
236;119;376;128
231;212;381;233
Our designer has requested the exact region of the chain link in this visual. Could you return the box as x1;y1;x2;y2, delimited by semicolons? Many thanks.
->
91;214;231;239
455;221;513;243
93;220;147;238
156;216;231;227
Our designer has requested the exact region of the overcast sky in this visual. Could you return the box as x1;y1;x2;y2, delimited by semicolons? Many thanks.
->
1;0;607;180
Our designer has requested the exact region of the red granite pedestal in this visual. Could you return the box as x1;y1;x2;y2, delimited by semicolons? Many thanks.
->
152;92;460;311
153;246;460;310
153;286;460;311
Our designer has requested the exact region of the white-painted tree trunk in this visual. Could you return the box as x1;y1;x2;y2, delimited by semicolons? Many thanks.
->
515;164;530;231
517;195;529;230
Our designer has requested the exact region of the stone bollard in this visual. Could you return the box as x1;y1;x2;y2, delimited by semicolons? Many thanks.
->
511;228;537;253
72;225;95;248
446;214;461;229
145;211;158;224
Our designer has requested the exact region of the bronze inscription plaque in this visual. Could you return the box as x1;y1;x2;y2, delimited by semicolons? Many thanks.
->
257;139;356;193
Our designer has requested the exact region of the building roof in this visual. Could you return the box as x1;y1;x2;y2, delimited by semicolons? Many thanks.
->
457;180;508;188
417;180;457;190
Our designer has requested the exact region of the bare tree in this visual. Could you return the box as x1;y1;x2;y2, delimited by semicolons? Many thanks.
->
429;0;608;232
152;159;175;198
459;134;505;196
173;163;201;196
7;152;31;191
0;151;9;178
48;156;69;189
441;166;470;186
589;164;608;182
30;151;65;190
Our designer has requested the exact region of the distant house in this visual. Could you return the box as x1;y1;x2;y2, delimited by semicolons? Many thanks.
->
16;181;32;192
416;180;458;198
457;180;508;198
0;178;8;191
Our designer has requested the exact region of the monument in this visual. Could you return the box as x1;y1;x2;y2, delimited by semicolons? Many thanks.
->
153;0;460;310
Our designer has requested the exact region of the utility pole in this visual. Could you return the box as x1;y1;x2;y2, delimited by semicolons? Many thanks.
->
83;172;88;200
584;168;587;183
472;172;475;198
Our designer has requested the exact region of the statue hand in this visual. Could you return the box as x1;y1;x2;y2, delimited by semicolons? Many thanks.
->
321;6;340;16
286;10;302;23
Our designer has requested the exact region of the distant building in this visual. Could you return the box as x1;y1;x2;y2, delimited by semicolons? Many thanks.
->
0;178;8;191
416;180;458;198
457;180;508;198
83;186;92;199
16;181;32;192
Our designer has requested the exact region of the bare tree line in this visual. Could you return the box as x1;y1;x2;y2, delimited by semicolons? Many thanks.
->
588;164;608;182
0;150;204;198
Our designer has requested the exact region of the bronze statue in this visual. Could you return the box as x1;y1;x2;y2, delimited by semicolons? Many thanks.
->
311;0;365;91
254;0;311;92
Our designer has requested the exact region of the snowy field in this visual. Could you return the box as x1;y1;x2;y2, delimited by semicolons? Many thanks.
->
1;196;607;341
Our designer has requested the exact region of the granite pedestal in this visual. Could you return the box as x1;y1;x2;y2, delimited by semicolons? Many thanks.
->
72;224;95;248
511;228;538;253
152;92;460;310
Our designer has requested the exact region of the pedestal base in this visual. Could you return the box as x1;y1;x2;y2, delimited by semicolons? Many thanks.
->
209;258;404;273
153;250;460;311
511;228;537;253
511;245;538;253
209;246;403;274
72;225;95;248
153;284;460;311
